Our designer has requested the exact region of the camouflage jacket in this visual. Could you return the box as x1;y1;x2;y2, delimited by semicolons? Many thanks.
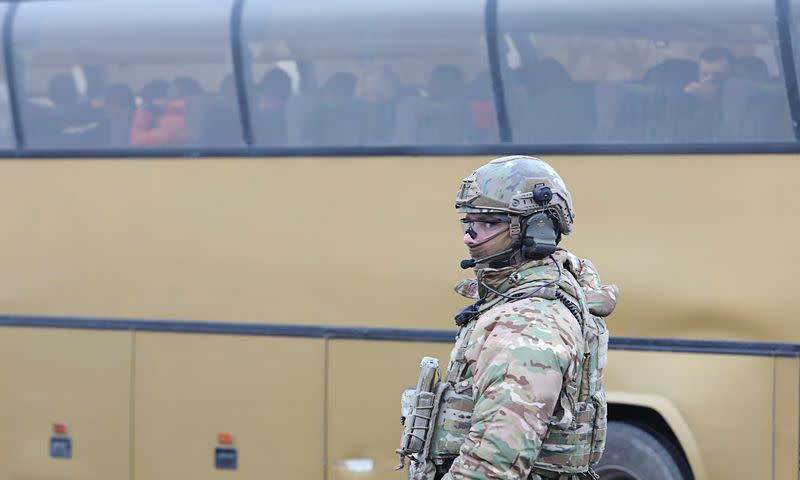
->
432;250;617;480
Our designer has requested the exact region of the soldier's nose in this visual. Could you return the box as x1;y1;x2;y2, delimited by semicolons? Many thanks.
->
464;232;477;245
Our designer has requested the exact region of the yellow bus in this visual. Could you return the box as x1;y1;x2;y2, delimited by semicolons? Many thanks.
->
0;0;798;479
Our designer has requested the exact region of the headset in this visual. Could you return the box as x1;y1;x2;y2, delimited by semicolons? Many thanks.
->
520;184;559;260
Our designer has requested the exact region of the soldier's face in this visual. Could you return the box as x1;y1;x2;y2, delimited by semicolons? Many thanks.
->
461;214;509;246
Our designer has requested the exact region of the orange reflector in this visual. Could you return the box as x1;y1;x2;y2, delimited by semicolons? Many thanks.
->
217;432;233;445
53;422;68;435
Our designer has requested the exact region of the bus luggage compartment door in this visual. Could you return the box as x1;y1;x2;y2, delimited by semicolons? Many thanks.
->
133;332;325;479
326;339;453;480
0;328;133;480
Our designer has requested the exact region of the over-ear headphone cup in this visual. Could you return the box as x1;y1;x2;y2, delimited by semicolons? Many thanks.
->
521;213;558;259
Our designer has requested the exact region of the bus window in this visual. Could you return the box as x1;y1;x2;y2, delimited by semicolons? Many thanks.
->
13;0;242;150
0;3;14;149
499;0;795;144
242;0;496;147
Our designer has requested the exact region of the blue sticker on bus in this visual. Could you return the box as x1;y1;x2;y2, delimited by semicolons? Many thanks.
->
50;437;71;459
215;447;237;470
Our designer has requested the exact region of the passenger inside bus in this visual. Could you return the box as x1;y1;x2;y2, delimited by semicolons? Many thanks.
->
250;49;792;147
466;71;497;144
735;56;770;81
252;68;292;146
171;77;206;147
84;65;107;113
102;84;136;148
671;46;734;141
356;67;401;145
596;57;698;142
201;74;241;146
511;58;596;144
395;64;469;145
304;72;360;146
35;73;103;148
722;54;793;141
589;48;790;144
128;79;188;147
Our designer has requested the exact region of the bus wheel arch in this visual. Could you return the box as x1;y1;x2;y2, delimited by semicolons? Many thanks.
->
604;392;705;480
598;421;690;479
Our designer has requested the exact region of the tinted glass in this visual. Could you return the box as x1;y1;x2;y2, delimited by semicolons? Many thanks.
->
14;0;242;149
0;3;14;148
242;0;496;147
499;0;794;144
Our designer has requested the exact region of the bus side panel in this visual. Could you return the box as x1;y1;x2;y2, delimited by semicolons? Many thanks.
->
773;357;799;480
0;328;132;480
605;350;774;479
326;339;453;480
1;155;799;344
133;332;325;479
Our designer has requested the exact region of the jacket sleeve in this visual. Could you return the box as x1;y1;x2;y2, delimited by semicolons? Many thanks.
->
444;301;577;480
128;108;183;146
129;108;156;146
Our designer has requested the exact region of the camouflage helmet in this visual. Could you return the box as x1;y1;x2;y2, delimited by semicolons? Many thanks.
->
455;156;575;235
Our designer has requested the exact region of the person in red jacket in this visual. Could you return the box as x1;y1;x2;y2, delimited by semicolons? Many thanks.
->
129;79;188;147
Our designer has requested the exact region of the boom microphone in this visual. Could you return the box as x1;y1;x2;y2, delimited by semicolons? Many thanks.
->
460;258;477;269
460;248;515;269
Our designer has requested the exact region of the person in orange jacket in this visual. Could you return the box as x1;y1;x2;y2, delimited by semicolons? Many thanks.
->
129;79;188;147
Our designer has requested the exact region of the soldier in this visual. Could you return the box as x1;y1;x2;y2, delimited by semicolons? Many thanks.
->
397;156;618;480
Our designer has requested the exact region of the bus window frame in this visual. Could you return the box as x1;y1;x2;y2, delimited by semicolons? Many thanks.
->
231;0;253;147
0;0;797;156
485;0;511;143
0;142;794;159
1;2;20;148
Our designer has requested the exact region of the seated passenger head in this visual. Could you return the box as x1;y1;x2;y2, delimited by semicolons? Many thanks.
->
48;74;79;106
427;65;464;100
357;67;400;104
170;77;204;100
141;79;169;109
734;56;769;82
644;59;698;90
324;73;357;99
698;46;734;87
257;68;292;111
683;47;733;100
514;58;571;98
